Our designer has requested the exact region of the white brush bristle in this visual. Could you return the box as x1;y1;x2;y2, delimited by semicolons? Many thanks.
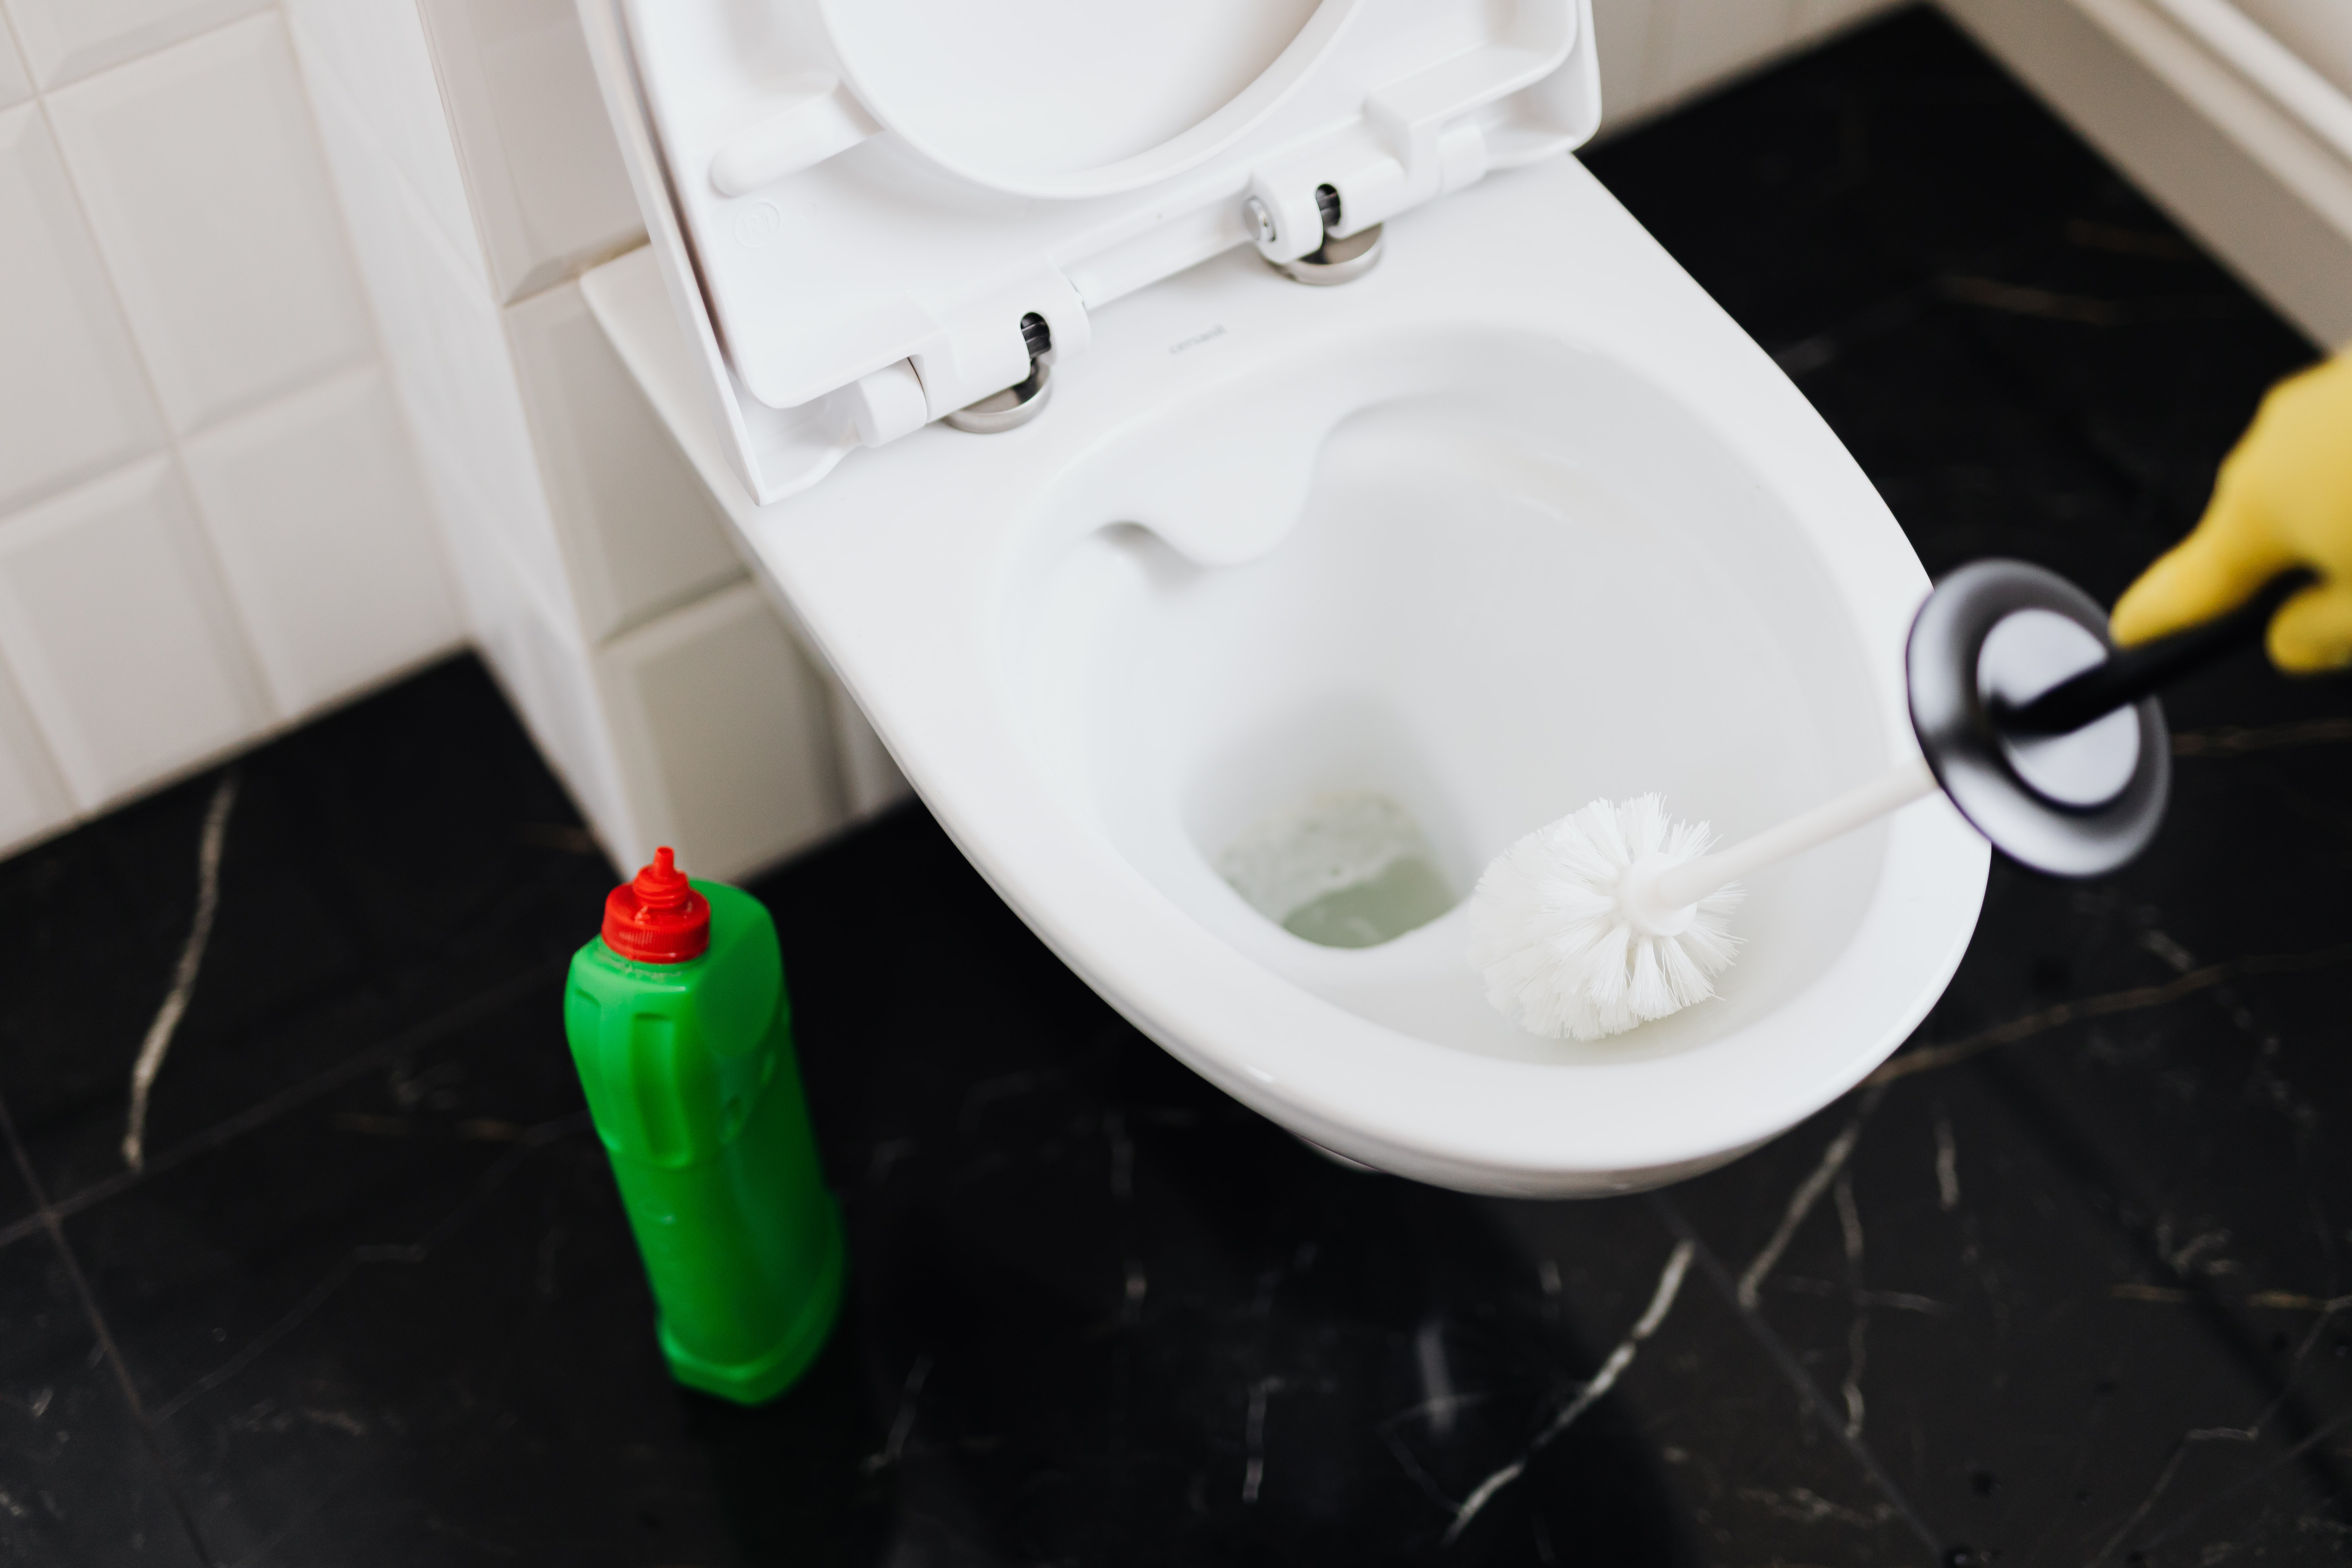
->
1466;794;1744;1041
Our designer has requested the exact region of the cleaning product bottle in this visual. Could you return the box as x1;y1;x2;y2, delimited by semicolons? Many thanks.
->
564;847;844;1403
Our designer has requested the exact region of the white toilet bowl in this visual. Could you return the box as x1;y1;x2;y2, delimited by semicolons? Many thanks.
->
580;2;1988;1195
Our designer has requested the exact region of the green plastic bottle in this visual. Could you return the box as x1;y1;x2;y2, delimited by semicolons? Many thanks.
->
564;847;844;1404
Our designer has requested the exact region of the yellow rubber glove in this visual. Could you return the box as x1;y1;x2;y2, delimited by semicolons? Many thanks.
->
2111;350;2352;671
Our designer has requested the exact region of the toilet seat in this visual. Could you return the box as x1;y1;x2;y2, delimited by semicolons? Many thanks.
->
581;151;1990;1195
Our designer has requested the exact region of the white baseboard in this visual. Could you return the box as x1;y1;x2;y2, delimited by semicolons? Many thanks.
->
1939;0;2352;348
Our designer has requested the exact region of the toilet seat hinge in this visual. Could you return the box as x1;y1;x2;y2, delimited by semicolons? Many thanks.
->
946;312;1056;434
916;269;1085;435
1245;166;1387;286
1279;184;1383;286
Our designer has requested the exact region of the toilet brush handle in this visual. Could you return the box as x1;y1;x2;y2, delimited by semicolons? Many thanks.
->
1651;756;1940;910
1999;569;2314;737
1636;567;2308;919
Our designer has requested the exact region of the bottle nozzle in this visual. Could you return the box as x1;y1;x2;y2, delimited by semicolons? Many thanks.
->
602;846;711;962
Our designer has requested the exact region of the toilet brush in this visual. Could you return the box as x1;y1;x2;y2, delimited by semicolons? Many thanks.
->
1469;562;2310;1040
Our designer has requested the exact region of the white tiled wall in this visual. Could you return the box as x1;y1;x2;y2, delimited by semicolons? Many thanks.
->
0;21;32;107
284;0;902;881
0;102;162;516
7;0;266;92
0;659;68;854
181;366;457;716
504;282;745;642
0;0;461;855
415;0;646;302
46;16;373;430
0;457;270;805
1592;0;1912;132
596;581;846;879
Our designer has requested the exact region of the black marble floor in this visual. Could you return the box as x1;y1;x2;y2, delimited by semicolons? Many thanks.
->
1;7;2348;1565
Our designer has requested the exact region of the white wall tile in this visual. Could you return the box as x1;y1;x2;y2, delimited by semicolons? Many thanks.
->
183;366;461;718
1591;0;1668;128
0;457;270;807
407;437;514;645
405;436;635;853
514;587;630;855
598;581;844;879
47;13;371;434
819;663;912;821
298;50;592;644
442;512;632;859
302;58;484;492
403;230;576;608
0;17;33;107
1793;0;1908;47
506;281;745;642
1658;0;1798;103
419;0;644;302
0;654;73;856
2;0;264;90
280;0;478;280
0;104;164;515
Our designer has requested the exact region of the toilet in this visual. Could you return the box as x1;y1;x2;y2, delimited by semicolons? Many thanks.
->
575;0;1989;1195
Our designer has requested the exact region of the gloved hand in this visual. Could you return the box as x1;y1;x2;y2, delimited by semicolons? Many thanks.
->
2111;350;2352;671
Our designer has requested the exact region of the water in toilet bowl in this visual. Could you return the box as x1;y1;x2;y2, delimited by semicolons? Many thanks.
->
1217;789;1456;948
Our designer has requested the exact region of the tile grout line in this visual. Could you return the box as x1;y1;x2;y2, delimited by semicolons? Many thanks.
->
0;957;568;1256
0;1070;217;1567
1646;1191;1947;1562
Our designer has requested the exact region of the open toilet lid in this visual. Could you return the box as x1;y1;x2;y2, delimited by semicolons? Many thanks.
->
821;0;1355;201
593;0;1602;502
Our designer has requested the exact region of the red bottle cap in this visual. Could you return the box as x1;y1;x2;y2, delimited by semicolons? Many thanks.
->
602;847;710;964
